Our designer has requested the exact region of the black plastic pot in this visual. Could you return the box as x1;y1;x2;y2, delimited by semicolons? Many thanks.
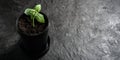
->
16;12;50;59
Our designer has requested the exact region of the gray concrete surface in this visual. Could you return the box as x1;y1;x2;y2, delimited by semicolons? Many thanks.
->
0;0;120;60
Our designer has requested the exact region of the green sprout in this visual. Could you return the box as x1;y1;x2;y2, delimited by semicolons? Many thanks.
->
24;4;45;27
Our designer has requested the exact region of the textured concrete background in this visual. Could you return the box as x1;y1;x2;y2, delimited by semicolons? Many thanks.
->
0;0;120;60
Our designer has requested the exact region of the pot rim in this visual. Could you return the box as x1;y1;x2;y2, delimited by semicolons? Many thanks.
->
16;12;49;36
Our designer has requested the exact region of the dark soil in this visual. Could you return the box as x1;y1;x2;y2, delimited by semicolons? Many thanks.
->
18;14;46;34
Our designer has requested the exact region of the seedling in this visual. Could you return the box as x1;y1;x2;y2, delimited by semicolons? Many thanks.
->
24;4;45;27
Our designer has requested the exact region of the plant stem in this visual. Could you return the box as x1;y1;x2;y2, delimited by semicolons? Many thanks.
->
32;18;35;27
32;12;37;27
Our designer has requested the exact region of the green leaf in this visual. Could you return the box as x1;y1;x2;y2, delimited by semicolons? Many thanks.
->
34;4;41;12
35;12;45;23
24;8;36;15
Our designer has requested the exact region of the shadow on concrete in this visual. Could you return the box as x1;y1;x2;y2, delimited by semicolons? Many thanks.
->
0;43;33;60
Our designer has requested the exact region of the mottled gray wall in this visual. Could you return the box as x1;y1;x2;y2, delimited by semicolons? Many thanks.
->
39;0;120;60
0;0;120;60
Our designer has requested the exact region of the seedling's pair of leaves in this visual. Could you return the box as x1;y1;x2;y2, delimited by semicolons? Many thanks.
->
24;4;41;15
24;4;45;27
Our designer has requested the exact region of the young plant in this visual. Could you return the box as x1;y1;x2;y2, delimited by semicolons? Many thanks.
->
24;4;45;27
